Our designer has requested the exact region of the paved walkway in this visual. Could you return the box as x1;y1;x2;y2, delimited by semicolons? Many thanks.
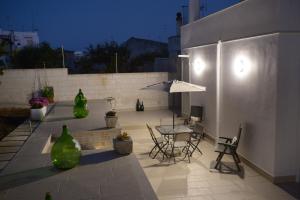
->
118;110;297;200
0;120;39;171
0;101;157;200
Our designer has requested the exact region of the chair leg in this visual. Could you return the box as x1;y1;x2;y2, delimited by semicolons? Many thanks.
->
234;153;241;163
171;145;176;164
153;145;163;159
232;154;241;171
149;145;157;157
160;143;169;159
215;153;224;170
190;141;202;156
186;143;191;163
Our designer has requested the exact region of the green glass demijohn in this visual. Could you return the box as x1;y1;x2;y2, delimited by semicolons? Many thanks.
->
73;89;89;118
51;125;81;169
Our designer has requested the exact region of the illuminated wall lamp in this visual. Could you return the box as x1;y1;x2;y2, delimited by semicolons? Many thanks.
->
193;58;206;75
233;55;250;78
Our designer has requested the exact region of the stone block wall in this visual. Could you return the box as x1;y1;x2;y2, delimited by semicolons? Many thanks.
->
0;69;168;111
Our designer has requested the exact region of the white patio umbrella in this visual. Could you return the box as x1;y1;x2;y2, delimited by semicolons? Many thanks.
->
141;80;206;128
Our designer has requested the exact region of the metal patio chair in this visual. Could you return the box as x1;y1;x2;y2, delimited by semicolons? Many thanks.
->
146;124;168;159
171;132;192;163
189;123;204;156
214;124;243;171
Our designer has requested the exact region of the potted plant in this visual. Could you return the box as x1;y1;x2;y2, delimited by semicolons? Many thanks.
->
42;86;54;103
113;132;132;155
29;97;49;121
105;110;118;128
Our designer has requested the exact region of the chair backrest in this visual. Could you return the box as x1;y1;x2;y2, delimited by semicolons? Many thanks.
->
234;124;243;146
174;132;191;142
192;123;204;139
193;123;204;134
146;124;159;145
190;105;203;122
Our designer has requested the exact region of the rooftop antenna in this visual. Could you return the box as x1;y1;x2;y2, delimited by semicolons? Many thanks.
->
200;0;207;17
31;10;36;32
181;5;188;25
61;45;65;68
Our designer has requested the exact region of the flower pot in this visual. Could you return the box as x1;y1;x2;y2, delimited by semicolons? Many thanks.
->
105;116;118;128
113;137;133;155
47;96;54;103
30;106;47;121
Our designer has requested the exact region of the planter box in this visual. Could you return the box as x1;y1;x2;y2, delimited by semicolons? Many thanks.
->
30;106;47;121
113;137;133;155
105;116;118;128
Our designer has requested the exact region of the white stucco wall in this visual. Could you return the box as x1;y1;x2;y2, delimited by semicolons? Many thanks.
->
220;35;279;175
0;69;168;111
188;44;217;137
275;33;300;178
181;0;300;49
185;34;279;175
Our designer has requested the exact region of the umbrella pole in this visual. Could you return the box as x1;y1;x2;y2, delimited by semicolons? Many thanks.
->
173;94;175;129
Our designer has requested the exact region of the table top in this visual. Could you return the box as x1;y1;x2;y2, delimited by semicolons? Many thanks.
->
155;125;193;135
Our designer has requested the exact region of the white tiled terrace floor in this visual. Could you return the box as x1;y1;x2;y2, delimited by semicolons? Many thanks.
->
118;109;296;200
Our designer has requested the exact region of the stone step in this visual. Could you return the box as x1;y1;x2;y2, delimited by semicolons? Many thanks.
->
0;146;21;153
2;136;28;141
0;141;24;147
8;131;31;136
0;153;15;161
0;161;8;170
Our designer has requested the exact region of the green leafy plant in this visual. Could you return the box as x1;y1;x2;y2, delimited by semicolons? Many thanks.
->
42;86;54;103
116;132;130;141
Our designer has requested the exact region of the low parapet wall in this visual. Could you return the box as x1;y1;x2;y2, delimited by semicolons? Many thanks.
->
0;68;168;111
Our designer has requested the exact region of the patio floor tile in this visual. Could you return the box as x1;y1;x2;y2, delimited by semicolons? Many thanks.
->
0;153;15;161
2;136;28;141
0;141;24;147
117;110;297;200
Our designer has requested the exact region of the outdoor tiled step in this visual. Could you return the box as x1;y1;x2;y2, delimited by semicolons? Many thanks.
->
0;153;15;161
0;141;24;147
2;136;28;141
8;131;31;136
0;146;21;153
0;161;8;170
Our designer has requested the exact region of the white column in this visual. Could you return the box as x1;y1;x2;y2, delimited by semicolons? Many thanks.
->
216;41;222;140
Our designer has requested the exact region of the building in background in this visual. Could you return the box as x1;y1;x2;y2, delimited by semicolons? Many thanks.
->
122;37;167;59
0;28;39;53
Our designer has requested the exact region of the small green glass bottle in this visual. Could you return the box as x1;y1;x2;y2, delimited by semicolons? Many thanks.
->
51;125;81;169
73;89;89;118
45;192;52;200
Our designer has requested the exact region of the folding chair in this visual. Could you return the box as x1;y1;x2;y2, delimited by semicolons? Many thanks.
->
171;132;192;163
214;124;243;171
146;124;168;159
189;123;204;156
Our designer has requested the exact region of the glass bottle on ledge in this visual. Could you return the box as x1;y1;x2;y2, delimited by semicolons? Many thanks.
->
51;125;81;169
73;89;89;118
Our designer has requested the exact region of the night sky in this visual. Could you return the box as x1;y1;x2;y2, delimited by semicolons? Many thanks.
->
0;0;239;51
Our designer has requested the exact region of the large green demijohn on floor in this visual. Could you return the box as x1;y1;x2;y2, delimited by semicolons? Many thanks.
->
51;125;81;169
73;89;89;118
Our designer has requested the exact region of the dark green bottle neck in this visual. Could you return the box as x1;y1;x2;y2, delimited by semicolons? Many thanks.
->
62;125;69;136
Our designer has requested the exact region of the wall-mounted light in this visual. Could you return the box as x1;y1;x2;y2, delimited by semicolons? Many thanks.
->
178;54;190;58
233;55;250;78
193;58;206;75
